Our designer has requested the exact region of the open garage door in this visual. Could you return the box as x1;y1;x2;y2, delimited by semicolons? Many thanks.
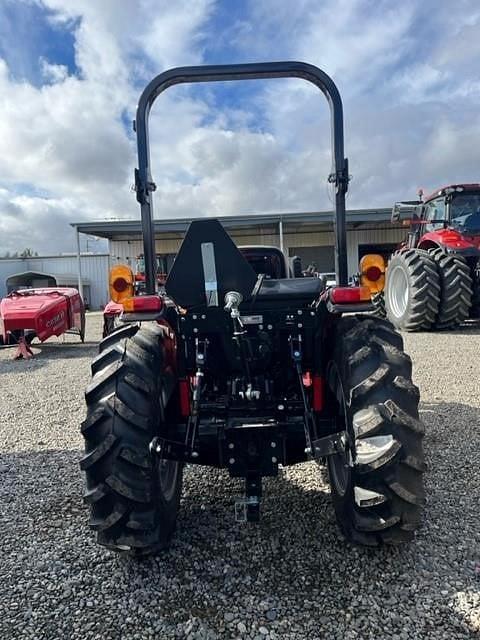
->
289;246;335;272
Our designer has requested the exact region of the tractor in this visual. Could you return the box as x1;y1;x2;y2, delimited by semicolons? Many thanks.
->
80;62;425;555
373;184;480;331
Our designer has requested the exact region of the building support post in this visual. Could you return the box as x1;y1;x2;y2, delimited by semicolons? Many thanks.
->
75;226;84;301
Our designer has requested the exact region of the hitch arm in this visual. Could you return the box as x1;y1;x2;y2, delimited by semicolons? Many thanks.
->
290;334;316;456
184;337;208;456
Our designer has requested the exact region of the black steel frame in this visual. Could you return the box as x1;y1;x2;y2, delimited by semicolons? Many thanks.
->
134;61;349;291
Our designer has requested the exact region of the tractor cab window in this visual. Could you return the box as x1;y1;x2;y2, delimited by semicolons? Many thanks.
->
450;193;480;234
424;199;446;232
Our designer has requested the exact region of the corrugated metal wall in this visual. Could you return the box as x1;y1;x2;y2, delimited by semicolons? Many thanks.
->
0;260;24;298
110;222;405;277
0;255;110;309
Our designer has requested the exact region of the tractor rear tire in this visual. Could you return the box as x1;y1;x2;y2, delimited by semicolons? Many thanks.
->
327;316;426;546
428;248;472;329
470;263;480;319
102;315;117;338
80;323;183;555
371;291;386;318
385;249;440;331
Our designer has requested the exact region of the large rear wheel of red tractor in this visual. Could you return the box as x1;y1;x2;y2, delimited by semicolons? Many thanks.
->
327;316;426;546
470;261;480;319
80;323;183;555
428;247;472;329
384;249;440;331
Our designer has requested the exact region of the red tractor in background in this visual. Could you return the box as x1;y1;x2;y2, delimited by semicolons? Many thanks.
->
375;184;480;331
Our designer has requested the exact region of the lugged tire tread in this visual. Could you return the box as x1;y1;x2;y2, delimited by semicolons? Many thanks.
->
327;315;426;546
99;323;139;353
79;433;117;470
428;248;472;329
470;264;480;318
371;291;387;318
385;249;441;331
80;323;183;555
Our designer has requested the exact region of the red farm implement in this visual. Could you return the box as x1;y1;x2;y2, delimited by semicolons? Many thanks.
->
0;287;85;359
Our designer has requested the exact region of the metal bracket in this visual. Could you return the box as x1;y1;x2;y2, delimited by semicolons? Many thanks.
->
289;333;316;456
195;336;208;368
235;496;260;523
289;333;303;363
311;432;346;458
235;475;261;523
134;168;156;205
149;436;199;462
328;158;350;193
184;337;208;455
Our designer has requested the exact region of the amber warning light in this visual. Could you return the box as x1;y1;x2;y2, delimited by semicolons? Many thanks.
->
109;265;134;303
359;254;386;294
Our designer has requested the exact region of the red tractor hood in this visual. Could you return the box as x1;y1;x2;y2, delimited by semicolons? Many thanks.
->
421;228;480;252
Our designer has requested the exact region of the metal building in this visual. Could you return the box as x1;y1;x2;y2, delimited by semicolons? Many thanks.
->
72;207;404;281
0;254;110;309
1;209;403;310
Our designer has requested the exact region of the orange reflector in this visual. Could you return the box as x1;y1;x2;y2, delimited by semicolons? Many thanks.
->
122;295;163;313
365;265;382;281
112;277;129;293
109;264;134;303
359;254;386;294
330;286;371;304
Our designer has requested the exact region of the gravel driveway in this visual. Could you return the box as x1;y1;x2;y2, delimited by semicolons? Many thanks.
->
0;312;479;639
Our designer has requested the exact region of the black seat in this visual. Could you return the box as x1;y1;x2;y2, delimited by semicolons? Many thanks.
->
256;277;324;302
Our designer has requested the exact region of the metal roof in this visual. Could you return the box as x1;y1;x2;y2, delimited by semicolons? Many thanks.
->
71;208;393;239
6;271;90;285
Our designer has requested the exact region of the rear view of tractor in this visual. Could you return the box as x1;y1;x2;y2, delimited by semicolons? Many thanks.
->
80;62;425;555
377;185;480;331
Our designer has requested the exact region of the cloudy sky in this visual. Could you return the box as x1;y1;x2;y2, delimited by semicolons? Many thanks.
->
0;0;479;254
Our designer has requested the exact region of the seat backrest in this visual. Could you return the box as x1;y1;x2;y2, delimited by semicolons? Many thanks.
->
239;246;287;279
254;276;324;303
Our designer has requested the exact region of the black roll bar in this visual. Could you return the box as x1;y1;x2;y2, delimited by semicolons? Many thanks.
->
134;61;349;292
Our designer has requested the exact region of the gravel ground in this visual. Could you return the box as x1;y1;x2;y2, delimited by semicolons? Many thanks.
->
0;312;479;640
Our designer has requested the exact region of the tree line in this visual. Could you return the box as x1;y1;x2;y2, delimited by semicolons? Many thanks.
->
1;248;39;258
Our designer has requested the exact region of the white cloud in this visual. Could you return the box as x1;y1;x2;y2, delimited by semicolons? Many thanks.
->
40;57;69;83
0;0;480;256
0;0;213;254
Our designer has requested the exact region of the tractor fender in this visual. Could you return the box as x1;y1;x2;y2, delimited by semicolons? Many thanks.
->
418;229;480;255
103;300;124;317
